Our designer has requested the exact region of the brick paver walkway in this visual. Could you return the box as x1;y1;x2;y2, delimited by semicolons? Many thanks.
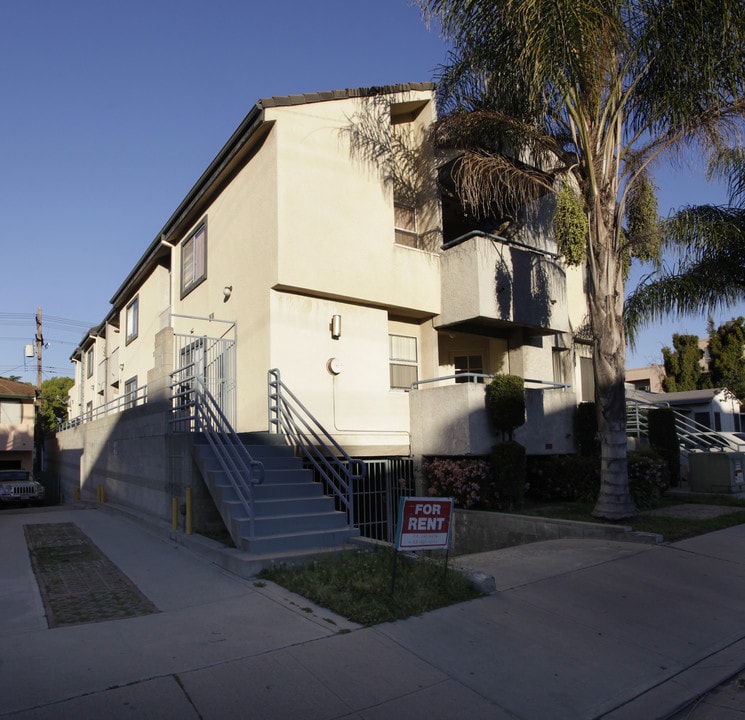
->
23;522;159;628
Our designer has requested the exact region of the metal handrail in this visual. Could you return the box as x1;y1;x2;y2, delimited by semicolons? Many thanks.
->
626;396;738;452
267;368;364;526
58;384;149;431
170;365;264;537
410;373;571;391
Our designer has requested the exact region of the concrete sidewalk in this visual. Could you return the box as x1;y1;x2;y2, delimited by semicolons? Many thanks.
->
2;504;745;719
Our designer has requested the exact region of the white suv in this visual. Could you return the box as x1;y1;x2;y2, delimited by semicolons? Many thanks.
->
0;470;46;506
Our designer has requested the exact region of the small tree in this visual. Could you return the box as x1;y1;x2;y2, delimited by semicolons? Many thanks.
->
38;377;74;435
708;317;745;399
485;374;525;440
662;334;705;392
485;374;526;510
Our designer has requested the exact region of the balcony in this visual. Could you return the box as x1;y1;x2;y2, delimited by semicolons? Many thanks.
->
437;232;569;336
409;375;577;457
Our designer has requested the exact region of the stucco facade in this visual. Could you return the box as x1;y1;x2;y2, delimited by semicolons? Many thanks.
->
58;83;593;516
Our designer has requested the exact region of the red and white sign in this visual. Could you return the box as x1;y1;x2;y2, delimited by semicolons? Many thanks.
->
396;497;454;551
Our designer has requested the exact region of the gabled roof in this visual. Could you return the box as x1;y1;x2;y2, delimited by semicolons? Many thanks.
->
0;378;36;400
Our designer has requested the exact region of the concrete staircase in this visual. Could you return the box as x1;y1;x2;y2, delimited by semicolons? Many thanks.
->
192;432;359;554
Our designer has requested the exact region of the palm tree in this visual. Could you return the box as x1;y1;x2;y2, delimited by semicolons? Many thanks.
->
417;0;745;519
626;147;745;342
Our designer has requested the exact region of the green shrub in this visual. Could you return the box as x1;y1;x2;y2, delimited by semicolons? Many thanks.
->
485;374;525;440
491;441;527;511
647;407;680;486
575;402;598;456
627;447;670;509
572;448;669;510
527;454;600;502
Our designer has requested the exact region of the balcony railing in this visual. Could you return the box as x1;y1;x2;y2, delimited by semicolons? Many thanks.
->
58;385;148;431
410;373;570;391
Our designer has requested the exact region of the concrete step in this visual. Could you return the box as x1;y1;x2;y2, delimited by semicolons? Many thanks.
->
193;430;355;555
239;526;359;554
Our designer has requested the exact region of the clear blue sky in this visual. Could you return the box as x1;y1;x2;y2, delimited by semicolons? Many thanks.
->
1;0;740;384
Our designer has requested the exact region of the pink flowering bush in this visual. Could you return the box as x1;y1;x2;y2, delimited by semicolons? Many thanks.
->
423;457;492;509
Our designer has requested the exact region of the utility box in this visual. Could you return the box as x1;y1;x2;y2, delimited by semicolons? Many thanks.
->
688;452;745;494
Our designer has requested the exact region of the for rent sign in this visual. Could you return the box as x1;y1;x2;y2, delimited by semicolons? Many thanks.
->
396;497;454;551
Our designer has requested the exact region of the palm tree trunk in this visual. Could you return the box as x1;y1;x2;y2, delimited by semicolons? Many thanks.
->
588;200;637;519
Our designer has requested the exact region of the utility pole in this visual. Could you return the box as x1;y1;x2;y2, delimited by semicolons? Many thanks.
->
35;307;42;471
36;307;43;398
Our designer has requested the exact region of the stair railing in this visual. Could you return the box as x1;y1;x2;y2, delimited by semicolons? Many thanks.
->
626;397;736;452
267;368;364;526
170;364;264;537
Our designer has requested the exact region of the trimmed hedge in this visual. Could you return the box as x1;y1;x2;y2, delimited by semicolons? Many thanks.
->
491;441;527;511
485;374;525;439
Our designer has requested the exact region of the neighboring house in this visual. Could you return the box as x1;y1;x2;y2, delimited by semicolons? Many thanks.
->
0;379;35;472
628;386;745;432
625;364;666;394
52;83;592;543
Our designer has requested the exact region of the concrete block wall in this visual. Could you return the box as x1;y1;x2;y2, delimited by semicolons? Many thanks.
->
48;404;222;534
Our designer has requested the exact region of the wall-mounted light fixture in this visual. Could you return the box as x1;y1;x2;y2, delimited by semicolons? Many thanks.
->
223;285;233;302
331;314;342;339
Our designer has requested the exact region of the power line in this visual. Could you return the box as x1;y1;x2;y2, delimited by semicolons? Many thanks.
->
0;313;95;331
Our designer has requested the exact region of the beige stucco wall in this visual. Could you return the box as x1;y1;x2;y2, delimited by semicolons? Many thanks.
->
410;382;578;457
270;291;414;455
269;91;441;315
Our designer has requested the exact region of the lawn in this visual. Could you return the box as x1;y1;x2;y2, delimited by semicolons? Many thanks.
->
260;547;481;626
260;493;745;626
522;493;745;543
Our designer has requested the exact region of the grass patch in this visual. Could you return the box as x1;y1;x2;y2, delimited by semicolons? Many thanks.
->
632;510;745;542
260;548;481;625
522;494;745;543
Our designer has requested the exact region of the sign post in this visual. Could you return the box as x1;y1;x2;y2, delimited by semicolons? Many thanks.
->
391;497;454;595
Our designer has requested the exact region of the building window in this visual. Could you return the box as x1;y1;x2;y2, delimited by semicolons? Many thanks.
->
394;203;418;248
181;222;207;296
694;411;710;429
454;355;484;383
86;348;94;378
389;334;418;389
579;356;594;403
125;296;139;344
124;376;138;409
552;348;569;386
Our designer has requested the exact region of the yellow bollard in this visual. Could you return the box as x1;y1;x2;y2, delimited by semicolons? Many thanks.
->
73;487;79;502
97;484;105;503
172;497;179;531
185;487;193;535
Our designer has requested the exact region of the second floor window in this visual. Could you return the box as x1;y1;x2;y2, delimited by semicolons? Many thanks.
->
126;296;139;344
389;334;418;390
86;348;94;378
182;223;207;296
454;355;484;383
394;203;418;248
124;376;138;409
